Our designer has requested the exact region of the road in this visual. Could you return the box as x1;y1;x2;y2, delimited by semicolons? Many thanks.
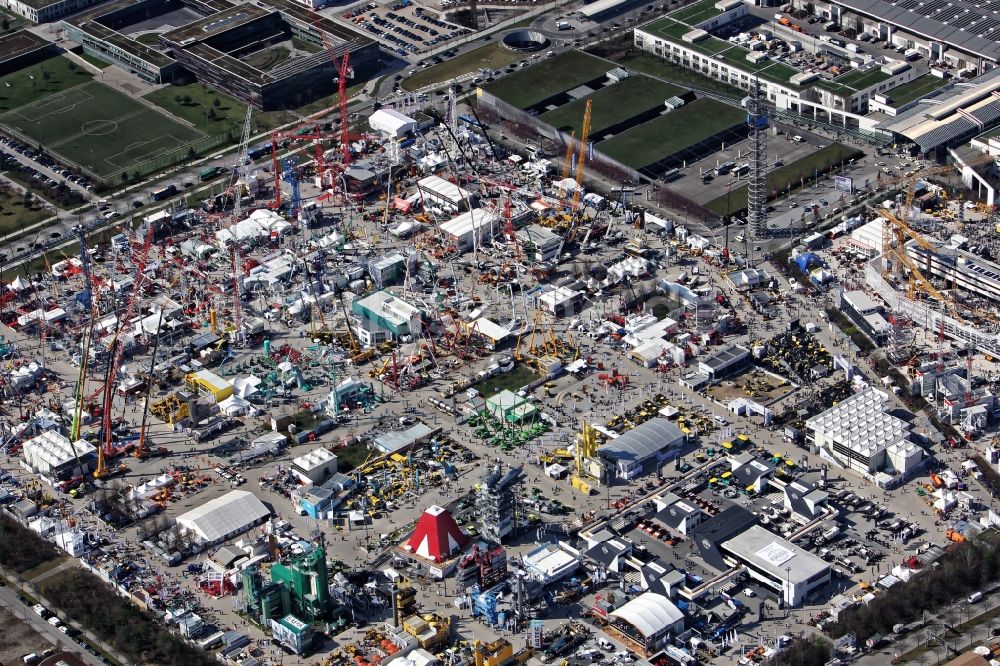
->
856;584;1000;664
0;582;103;666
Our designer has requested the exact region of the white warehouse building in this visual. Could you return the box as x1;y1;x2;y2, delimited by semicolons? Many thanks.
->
609;592;686;653
22;431;97;478
417;175;475;212
440;209;499;253
291;447;338;484
805;388;923;477
721;525;831;606
368;109;418;137
176;490;271;545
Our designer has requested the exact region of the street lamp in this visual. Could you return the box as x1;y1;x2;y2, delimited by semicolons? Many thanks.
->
785;566;791;613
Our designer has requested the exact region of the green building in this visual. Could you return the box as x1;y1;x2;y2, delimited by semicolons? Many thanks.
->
351;290;425;344
243;546;331;625
485;390;538;423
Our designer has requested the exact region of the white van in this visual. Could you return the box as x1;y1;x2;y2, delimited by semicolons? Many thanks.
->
792;135;804;143
969;591;984;603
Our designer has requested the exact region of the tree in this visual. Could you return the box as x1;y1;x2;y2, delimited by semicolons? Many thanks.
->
41;69;49;81
67;61;76;72
174;94;181;104
206;107;217;121
121;172;130;184
1;18;9;31
212;97;221;108
182;94;192;106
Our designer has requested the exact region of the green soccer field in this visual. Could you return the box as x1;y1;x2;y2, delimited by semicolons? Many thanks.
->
0;81;206;180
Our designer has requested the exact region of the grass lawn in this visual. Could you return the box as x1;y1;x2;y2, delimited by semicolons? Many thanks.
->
608;50;744;98
835;66;890;91
507;14;537;29
887;73;950;106
336;441;371;472
292;36;323;54
20;556;68;581
757;61;801;87
143;83;295;136
402;42;524;92
599;97;745;169
0;184;53;236
668;0;725;25
705;143;864;215
134;33;161;46
471;363;540;397
0;55;93;112
0;81;205;180
244;45;291;71
540;75;685;136
484;50;613;109
78;52;111;69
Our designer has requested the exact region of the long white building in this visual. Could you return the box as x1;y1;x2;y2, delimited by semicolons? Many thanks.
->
633;0;923;128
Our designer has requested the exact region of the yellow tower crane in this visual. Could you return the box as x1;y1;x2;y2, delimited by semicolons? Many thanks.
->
570;99;593;213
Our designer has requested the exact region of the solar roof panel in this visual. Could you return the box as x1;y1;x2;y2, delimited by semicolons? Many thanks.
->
935;6;964;21
984;0;1000;12
975;17;1000;33
950;12;978;28
921;0;949;14
971;101;1000;125
896;0;922;10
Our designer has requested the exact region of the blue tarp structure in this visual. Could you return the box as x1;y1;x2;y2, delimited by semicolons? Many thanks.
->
794;252;824;272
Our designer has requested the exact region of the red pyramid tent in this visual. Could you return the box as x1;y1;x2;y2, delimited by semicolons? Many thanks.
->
406;504;468;562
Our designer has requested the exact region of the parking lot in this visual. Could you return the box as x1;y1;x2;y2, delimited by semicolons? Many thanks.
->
338;1;472;56
0;136;94;194
665;122;830;210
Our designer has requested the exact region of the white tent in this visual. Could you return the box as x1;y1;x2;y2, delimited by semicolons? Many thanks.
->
9;275;28;291
230;375;262;398
316;232;343;248
218;394;252;416
553;177;581;193
369;109;417;137
129;473;175;500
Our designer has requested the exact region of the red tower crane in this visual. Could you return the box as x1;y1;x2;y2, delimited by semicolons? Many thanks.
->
337;52;352;166
311;10;354;175
99;225;154;458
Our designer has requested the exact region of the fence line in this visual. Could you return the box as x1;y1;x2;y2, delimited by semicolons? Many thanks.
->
0;122;103;183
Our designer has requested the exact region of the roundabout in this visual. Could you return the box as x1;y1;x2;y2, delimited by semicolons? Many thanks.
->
501;29;550;52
